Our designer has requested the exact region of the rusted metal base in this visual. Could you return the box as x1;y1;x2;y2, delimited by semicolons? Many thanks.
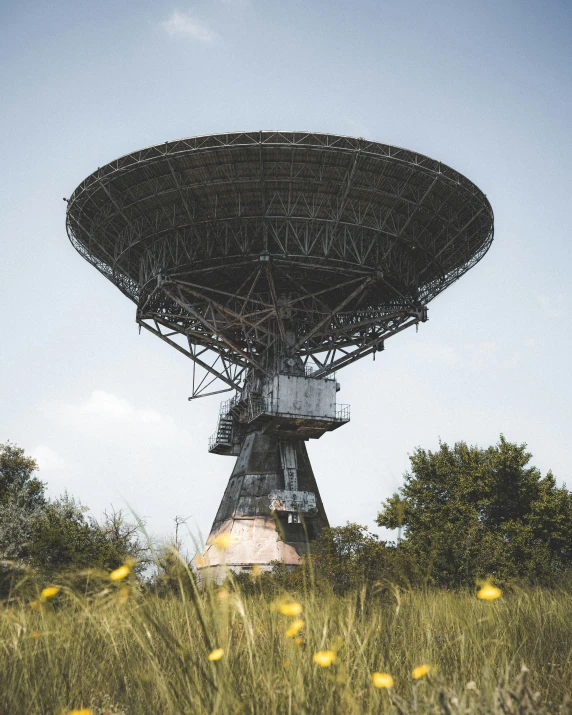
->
195;431;328;580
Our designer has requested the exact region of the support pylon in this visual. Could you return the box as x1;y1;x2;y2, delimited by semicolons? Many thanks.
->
197;430;329;579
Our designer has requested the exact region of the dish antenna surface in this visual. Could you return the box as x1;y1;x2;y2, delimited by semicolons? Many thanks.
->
66;131;493;577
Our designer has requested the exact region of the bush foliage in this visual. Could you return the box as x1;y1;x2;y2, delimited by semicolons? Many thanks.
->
376;436;572;588
0;442;145;596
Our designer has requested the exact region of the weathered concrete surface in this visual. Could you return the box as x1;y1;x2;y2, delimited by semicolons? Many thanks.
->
197;431;328;575
264;374;337;419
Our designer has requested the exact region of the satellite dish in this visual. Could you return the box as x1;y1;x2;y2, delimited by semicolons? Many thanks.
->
66;131;493;579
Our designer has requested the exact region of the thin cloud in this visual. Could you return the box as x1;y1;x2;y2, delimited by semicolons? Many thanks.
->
537;293;564;319
32;445;69;473
51;390;190;442
80;391;163;424
160;11;217;42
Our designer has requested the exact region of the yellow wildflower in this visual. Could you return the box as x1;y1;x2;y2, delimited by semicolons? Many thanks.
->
110;564;130;581
372;672;394;688
278;601;303;616
294;636;303;646
30;600;41;611
412;664;431;679
313;650;336;667
208;648;225;661
477;583;502;601
212;532;239;549
68;710;93;715
40;586;59;601
285;619;305;638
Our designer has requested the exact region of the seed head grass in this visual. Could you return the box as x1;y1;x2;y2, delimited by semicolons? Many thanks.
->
0;568;571;713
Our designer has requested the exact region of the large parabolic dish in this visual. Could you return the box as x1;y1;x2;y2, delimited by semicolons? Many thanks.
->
66;131;494;575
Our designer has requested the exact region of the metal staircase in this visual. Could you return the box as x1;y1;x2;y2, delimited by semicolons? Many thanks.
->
208;402;240;455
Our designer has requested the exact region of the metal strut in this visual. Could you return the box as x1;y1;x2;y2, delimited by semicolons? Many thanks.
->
279;441;301;523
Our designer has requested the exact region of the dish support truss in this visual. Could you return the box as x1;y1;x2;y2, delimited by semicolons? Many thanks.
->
136;264;429;400
66;131;493;400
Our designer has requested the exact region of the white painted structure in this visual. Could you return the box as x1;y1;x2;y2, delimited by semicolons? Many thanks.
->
263;374;337;419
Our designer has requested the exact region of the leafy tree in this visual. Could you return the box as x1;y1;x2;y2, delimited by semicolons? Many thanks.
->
0;443;46;563
308;523;418;593
0;442;45;510
29;496;147;575
0;442;147;594
376;436;572;587
310;523;384;593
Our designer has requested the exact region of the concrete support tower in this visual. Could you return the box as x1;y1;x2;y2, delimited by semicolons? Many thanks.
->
201;366;349;576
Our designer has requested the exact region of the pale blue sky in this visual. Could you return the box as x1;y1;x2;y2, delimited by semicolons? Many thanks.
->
1;0;571;550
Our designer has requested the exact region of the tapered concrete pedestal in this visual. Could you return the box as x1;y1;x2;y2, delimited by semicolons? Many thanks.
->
196;431;328;580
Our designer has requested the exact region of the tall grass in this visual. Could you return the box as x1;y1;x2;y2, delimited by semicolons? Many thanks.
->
1;569;571;714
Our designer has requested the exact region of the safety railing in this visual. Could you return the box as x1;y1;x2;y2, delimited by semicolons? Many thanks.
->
248;395;267;422
246;395;350;424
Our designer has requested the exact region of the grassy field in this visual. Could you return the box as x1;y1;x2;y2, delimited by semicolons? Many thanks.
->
1;569;571;714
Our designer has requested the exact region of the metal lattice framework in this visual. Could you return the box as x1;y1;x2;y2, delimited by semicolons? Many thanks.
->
66;131;494;396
